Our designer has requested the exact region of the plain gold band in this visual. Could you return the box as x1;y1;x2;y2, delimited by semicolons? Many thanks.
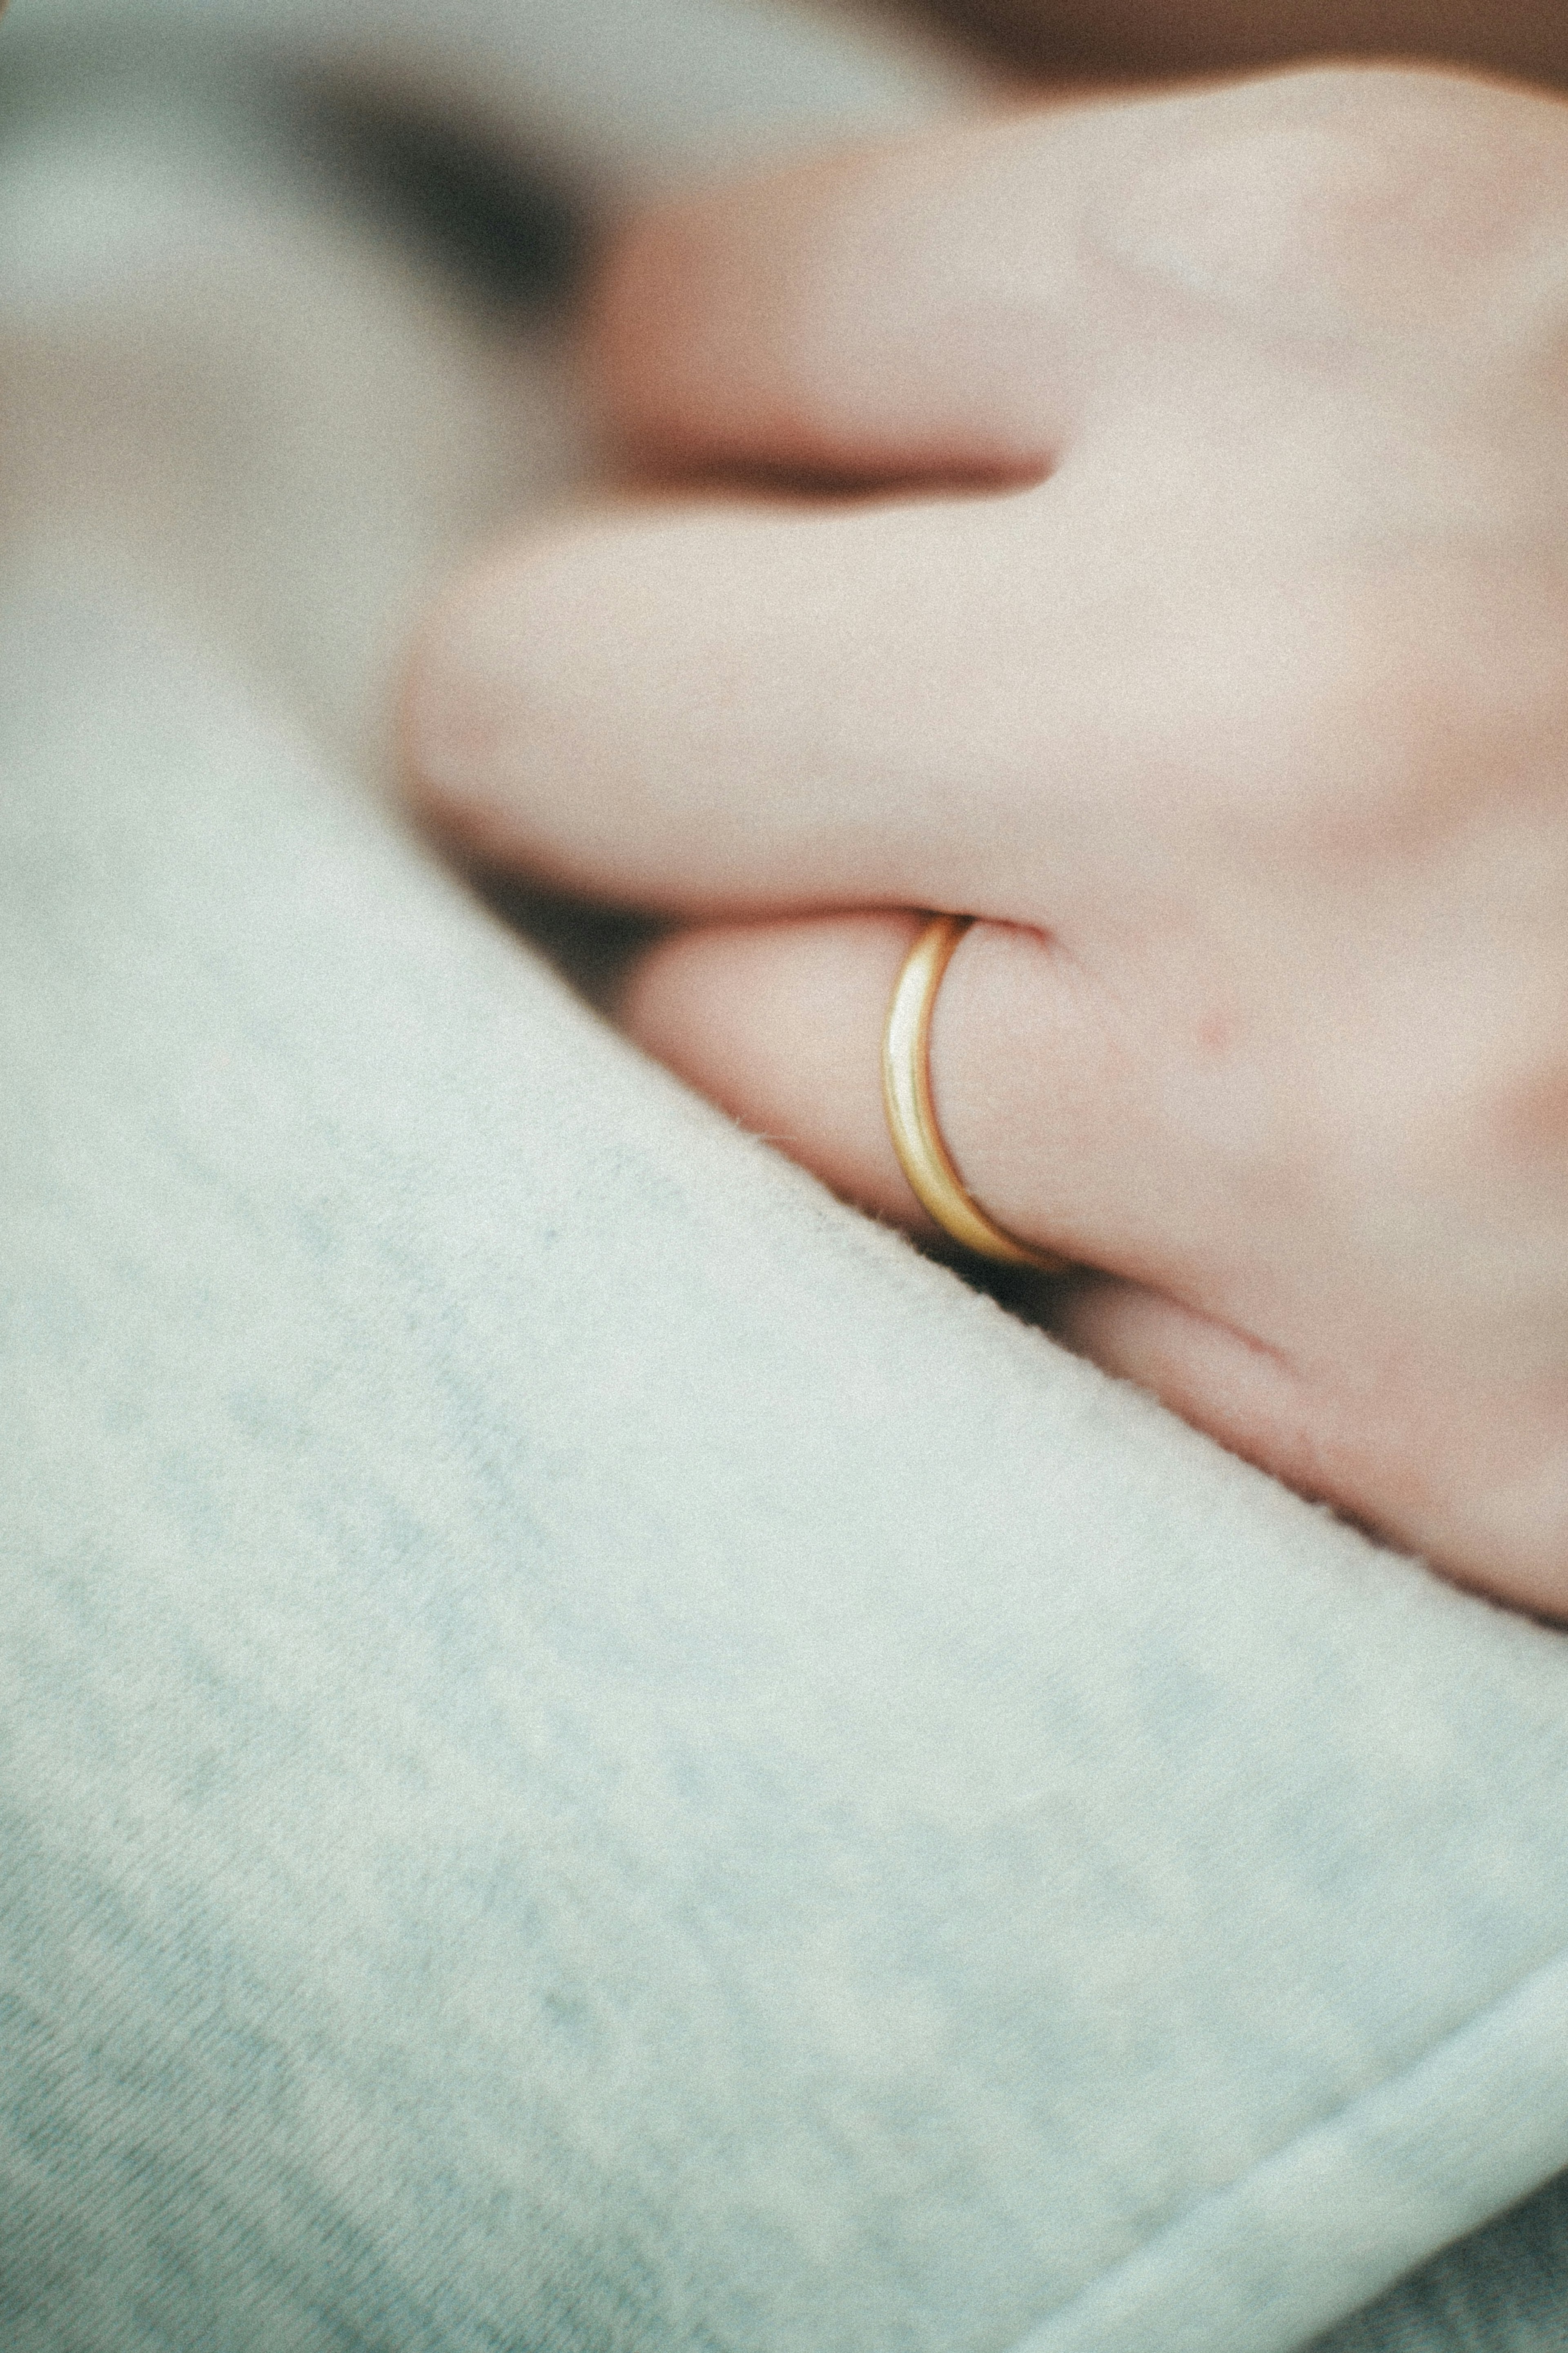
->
882;914;1069;1274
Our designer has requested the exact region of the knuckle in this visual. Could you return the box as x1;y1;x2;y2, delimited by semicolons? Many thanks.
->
1483;1049;1568;1185
1099;66;1568;346
1215;558;1568;868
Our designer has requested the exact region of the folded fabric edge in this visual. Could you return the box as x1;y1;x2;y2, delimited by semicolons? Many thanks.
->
1004;1941;1568;2353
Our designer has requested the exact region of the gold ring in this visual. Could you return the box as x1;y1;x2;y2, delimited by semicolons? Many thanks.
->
882;914;1068;1274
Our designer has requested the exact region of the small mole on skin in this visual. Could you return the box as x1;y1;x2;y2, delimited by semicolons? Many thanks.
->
1496;1066;1568;1169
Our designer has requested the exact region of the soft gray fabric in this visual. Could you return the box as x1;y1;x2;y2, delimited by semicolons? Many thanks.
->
1313;2175;1568;2353
6;0;972;192
6;551;1568;2353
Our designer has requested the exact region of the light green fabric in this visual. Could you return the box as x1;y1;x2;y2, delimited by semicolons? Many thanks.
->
6;554;1568;2353
1314;2175;1568;2353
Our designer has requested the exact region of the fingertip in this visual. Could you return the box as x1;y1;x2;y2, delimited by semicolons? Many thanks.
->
400;552;541;877
400;562;492;832
585;196;726;468
401;518;641;889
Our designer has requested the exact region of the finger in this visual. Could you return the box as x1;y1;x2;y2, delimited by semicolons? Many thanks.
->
620;909;1214;1291
588;69;1566;486
624;910;1568;1603
622;911;929;1224
1056;1271;1568;1613
588;107;1120;483
1052;1273;1519;1598
405;477;1119;918
621;910;1382;1535
621;907;1539;1585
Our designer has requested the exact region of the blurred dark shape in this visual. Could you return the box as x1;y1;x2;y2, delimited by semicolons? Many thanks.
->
0;25;588;320
465;870;664;1010
288;80;587;316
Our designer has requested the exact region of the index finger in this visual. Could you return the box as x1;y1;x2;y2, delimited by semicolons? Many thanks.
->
587;105;1127;482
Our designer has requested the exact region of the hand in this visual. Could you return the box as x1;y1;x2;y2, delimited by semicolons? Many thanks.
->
405;65;1568;1613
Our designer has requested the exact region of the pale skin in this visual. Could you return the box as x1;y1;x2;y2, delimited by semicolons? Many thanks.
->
405;50;1568;1616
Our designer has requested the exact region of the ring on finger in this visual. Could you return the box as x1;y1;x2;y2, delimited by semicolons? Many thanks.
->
882;914;1069;1274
